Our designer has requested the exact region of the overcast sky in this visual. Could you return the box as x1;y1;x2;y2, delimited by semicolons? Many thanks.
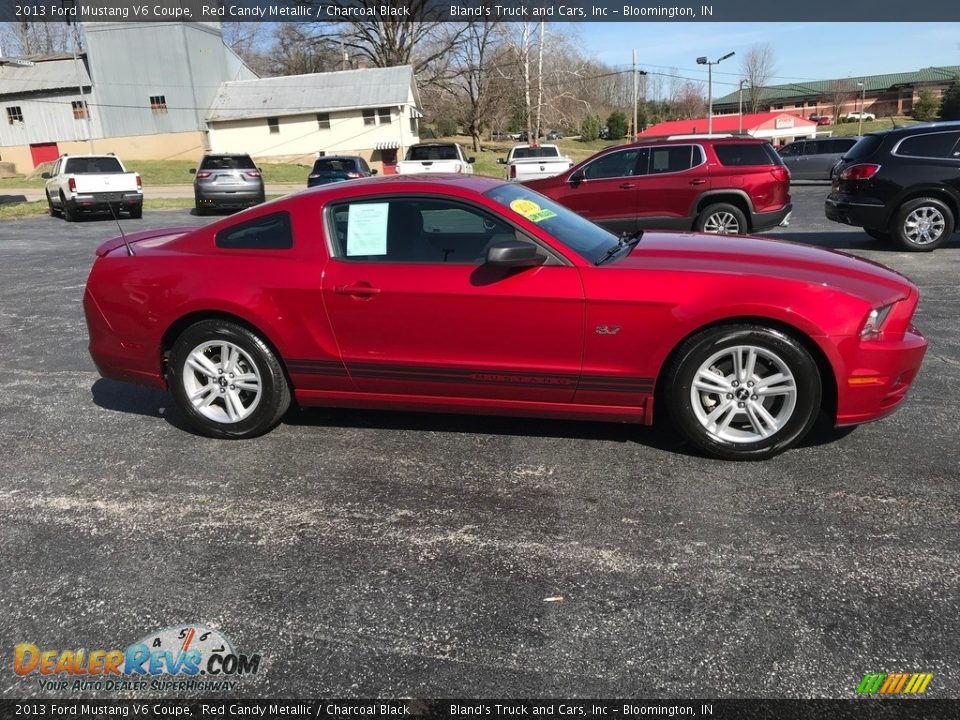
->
571;22;960;95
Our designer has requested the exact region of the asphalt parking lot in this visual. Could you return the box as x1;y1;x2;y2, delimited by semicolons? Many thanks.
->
1;184;958;699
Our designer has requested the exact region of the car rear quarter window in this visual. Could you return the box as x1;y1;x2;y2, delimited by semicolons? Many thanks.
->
216;212;293;250
895;132;960;159
832;138;858;154
843;135;884;161
64;157;123;173
201;155;256;170
713;143;775;166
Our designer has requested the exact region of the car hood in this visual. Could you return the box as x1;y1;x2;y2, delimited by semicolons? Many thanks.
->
614;231;915;305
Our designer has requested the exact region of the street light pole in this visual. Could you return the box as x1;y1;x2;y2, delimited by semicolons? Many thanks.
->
857;81;866;135
697;51;735;135
633;49;638;140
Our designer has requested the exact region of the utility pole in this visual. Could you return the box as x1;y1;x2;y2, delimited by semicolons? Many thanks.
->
633;49;638;141
857;81;866;135
738;79;746;134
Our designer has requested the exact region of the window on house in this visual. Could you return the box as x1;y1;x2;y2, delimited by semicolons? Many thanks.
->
410;117;418;135
6;106;23;124
72;101;87;120
149;95;167;113
317;113;330;130
362;109;376;126
267;117;279;134
378;107;391;124
773;104;784;110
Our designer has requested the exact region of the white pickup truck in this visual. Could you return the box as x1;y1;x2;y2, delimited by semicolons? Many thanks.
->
498;144;573;182
43;154;143;221
395;143;475;175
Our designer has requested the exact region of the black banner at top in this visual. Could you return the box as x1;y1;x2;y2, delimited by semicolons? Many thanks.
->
2;0;959;23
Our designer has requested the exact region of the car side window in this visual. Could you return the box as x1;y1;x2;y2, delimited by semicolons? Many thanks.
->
329;198;520;265
896;132;960;160
648;145;700;174
803;141;824;156
216;212;293;250
780;143;802;157
583;149;644;179
833;139;857;154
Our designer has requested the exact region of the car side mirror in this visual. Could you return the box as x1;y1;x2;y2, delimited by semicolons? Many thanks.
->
41;172;51;179
370;168;378;175
467;157;476;164
497;158;506;165
189;168;196;174
486;240;545;268
569;170;585;184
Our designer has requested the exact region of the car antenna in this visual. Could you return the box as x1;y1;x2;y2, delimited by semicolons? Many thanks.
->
107;202;135;257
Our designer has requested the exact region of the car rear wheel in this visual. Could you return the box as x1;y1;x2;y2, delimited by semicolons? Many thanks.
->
892;198;954;251
663;325;822;460
169;320;291;439
696;203;747;235
46;191;60;217
61;193;76;222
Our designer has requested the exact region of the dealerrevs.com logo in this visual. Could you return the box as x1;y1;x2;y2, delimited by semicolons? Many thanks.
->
14;624;261;693
856;672;934;695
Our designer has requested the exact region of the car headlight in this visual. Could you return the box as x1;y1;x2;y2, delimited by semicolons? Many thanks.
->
861;304;894;339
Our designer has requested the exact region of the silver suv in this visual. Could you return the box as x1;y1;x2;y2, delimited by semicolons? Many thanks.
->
778;137;859;180
191;153;265;215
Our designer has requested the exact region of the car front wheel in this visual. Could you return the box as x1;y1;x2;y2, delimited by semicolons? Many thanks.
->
664;325;822;460
696;203;747;235
892;198;954;251
168;320;291;439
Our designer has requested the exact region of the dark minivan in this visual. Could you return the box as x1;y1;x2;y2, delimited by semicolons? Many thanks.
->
825;122;960;250
779;136;859;180
307;156;376;187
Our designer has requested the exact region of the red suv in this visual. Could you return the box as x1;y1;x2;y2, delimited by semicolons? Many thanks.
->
523;137;792;235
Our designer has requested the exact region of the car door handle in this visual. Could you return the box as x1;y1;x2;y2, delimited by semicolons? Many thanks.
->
689;179;707;185
335;283;381;297
619;183;636;189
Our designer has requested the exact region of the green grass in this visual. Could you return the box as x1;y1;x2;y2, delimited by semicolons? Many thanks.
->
829;118;920;136
0;195;285;220
0;160;311;189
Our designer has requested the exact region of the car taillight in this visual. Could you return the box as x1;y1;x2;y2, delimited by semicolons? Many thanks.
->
244;171;261;178
195;171;212;179
68;178;76;192
840;164;881;181
510;164;517;179
770;166;790;182
136;175;142;189
346;172;362;178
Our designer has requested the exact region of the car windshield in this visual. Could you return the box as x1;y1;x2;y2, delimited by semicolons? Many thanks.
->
484;184;620;263
512;147;560;159
406;145;458;161
313;159;355;173
200;155;256;170
843;135;883;161
64;157;123;173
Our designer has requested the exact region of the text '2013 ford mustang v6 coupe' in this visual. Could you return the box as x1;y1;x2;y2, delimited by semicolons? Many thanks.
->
84;175;926;460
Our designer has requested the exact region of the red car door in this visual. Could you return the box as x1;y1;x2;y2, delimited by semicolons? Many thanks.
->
536;147;646;234
633;144;708;226
321;196;584;402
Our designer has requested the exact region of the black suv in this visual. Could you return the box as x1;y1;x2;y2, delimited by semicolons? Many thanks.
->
825;122;960;251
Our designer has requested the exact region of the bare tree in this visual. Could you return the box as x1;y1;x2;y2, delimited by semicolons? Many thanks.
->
824;79;856;121
671;81;707;119
453;22;504;150
1;22;71;56
741;43;777;113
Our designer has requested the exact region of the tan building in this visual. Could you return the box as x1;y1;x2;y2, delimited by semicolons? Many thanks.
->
205;66;423;173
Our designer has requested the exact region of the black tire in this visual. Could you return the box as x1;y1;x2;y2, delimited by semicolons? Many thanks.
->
695;203;748;235
61;194;77;222
128;206;143;219
891;197;954;252
864;228;891;242
168;320;291;439
46;191;60;217
662;324;822;461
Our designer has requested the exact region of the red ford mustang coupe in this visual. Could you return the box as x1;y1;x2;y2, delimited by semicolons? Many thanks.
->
83;175;927;460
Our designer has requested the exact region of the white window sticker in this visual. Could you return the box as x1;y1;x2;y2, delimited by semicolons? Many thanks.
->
346;203;389;256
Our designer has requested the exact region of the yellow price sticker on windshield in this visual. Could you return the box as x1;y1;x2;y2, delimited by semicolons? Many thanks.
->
510;198;557;223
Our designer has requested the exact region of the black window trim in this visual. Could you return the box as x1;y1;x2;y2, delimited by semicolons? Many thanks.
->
215;210;294;250
322;194;572;267
890;130;960;161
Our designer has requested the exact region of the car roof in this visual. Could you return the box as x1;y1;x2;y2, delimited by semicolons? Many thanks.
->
314;155;364;161
867;120;960;139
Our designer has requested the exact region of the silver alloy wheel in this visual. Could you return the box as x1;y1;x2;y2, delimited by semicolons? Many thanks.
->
690;345;798;444
703;211;741;234
182;340;262;423
903;206;946;246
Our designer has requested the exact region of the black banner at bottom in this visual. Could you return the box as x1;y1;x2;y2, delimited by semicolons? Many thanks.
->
1;699;959;720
